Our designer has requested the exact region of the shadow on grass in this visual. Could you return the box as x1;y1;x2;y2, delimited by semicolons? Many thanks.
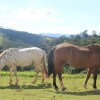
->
53;89;100;96
64;90;100;96
0;83;52;89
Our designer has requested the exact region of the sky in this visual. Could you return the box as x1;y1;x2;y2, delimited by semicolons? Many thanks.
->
0;0;100;35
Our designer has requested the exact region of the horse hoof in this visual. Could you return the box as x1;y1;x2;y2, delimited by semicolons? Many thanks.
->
62;87;67;91
9;83;13;86
9;81;13;85
84;86;87;89
54;85;58;89
93;86;97;89
54;88;59;92
31;81;36;84
41;81;44;83
83;84;87;89
15;83;18;85
9;82;13;85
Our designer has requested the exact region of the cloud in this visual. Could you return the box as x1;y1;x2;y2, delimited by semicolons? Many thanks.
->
26;26;100;35
1;6;100;34
0;7;63;23
23;26;82;34
13;8;63;22
0;7;64;32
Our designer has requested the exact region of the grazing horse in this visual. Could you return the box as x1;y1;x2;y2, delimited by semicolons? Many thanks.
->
47;43;100;91
0;47;48;85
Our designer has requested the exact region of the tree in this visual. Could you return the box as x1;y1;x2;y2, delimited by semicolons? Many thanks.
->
81;30;89;39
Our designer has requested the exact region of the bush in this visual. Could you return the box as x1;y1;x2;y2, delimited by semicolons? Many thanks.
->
2;65;35;71
63;64;85;74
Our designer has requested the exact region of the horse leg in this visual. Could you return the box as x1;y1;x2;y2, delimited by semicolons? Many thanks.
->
83;68;92;89
14;67;19;85
92;68;99;89
53;71;58;90
41;70;45;83
93;73;98;89
9;67;13;85
58;72;66;91
31;69;39;84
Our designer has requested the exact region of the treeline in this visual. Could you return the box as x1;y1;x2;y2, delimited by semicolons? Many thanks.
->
55;30;100;46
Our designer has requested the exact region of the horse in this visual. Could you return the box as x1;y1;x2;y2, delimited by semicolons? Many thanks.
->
47;43;100;91
0;47;48;85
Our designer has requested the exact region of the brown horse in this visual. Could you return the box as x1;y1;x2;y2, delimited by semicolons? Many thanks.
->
47;43;100;91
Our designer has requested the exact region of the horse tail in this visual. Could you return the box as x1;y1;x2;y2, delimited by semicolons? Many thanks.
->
42;51;48;75
48;46;56;76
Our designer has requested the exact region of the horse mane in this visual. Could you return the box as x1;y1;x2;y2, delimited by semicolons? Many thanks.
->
86;44;100;52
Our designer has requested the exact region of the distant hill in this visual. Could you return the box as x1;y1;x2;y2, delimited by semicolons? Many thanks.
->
40;33;71;38
0;28;56;52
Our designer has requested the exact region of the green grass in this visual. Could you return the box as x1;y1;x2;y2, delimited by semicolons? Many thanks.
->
0;71;100;100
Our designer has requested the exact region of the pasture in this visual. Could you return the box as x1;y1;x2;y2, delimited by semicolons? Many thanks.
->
0;71;100;100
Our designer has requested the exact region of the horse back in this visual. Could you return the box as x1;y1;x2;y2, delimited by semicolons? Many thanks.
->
54;43;100;68
4;47;45;67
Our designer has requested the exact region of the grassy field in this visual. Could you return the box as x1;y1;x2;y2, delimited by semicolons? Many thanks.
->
0;71;100;100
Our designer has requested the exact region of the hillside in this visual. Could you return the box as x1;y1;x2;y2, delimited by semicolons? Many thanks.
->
0;28;56;52
40;33;70;38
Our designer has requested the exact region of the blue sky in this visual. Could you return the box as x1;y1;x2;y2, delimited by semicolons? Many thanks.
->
0;0;100;34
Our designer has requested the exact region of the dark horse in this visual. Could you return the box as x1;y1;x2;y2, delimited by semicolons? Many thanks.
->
47;43;100;91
